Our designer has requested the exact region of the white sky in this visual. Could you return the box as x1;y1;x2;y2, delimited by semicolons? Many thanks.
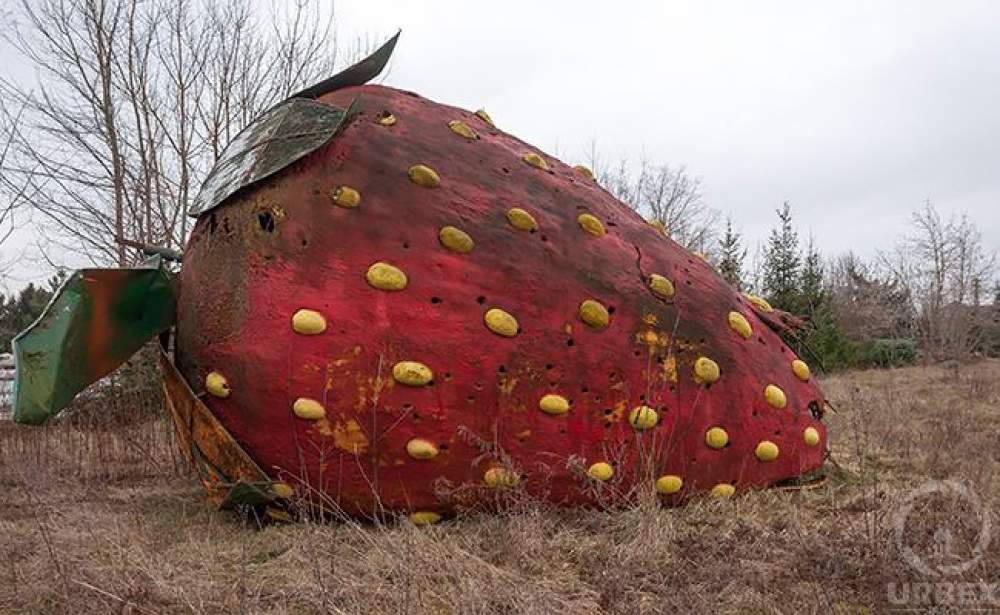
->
3;0;999;291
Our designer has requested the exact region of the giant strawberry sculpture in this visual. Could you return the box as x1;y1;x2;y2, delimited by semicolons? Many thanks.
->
12;35;828;523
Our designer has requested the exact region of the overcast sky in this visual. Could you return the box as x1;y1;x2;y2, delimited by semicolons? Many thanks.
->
3;0;999;291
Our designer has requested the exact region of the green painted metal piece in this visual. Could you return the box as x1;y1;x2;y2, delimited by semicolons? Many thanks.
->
187;99;350;217
12;256;176;424
187;31;400;218
288;30;399;100
220;481;282;509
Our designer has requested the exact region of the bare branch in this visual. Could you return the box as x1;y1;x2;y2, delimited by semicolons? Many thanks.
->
1;0;367;267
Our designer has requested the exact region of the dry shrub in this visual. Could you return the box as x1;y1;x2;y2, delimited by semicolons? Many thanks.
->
2;361;999;613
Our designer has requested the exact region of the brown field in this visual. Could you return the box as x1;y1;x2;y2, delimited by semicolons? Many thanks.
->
1;362;998;614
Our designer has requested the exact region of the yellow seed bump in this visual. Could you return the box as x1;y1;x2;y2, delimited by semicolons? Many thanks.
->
331;186;361;208
693;357;720;384
392;361;434;387
803;427;820;446
484;308;519;337
648;219;667;234
293;398;326;420
376;113;397;126
710;483;736;499
579;299;610;329
648;274;675;300
205;371;230;398
474;108;494;126
743;293;774;313
693;251;708;262
366;262;408;290
587;462;614;481
791;359;810;381
408;164;440;188
522;151;549;171
291;309;327;335
448;119;478;140
628;405;659;430
438;225;474;253
705;427;729;449
506;207;538;231
656;475;683;495
538;394;570;416
484;467;520;488
764;384;787;409
271;483;295;499
727;311;753;339
573;165;594;180
406;438;439;460
755;441;779;462
410;511;442;526
577;213;606;236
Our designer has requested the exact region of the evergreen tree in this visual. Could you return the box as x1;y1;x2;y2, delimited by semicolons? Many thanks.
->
717;217;747;290
761;202;801;311
799;236;824;316
0;272;65;352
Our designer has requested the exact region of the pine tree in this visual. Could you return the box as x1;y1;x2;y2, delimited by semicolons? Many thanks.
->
717;217;746;290
0;272;65;352
762;201;801;311
799;236;824;316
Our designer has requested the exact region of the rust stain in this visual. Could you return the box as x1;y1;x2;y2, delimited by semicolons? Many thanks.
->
497;375;518;395
325;362;337;392
356;379;368;411
84;273;129;378
313;417;369;454
663;354;678;383
300;363;322;375
608;401;626;423
333;419;369;454
314;418;335;437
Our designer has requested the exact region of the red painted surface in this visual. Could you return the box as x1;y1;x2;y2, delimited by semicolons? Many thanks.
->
176;85;827;518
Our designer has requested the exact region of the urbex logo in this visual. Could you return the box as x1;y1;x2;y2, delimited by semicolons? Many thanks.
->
893;480;991;577
888;480;997;609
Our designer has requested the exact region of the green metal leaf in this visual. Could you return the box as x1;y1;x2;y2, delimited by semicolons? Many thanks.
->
187;99;349;217
288;30;400;100
12;256;177;424
187;32;400;218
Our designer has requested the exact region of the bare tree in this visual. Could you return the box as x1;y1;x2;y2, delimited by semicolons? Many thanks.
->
883;201;996;360
0;100;36;275
0;104;20;248
826;252;914;341
0;0;358;267
585;142;720;255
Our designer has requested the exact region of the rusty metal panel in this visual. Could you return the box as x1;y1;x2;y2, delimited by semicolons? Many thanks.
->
158;348;274;507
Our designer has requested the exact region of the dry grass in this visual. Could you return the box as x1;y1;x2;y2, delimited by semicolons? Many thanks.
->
2;362;999;614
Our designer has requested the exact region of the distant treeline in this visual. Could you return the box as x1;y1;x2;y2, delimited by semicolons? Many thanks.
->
714;201;996;371
589;153;997;372
0;273;64;353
